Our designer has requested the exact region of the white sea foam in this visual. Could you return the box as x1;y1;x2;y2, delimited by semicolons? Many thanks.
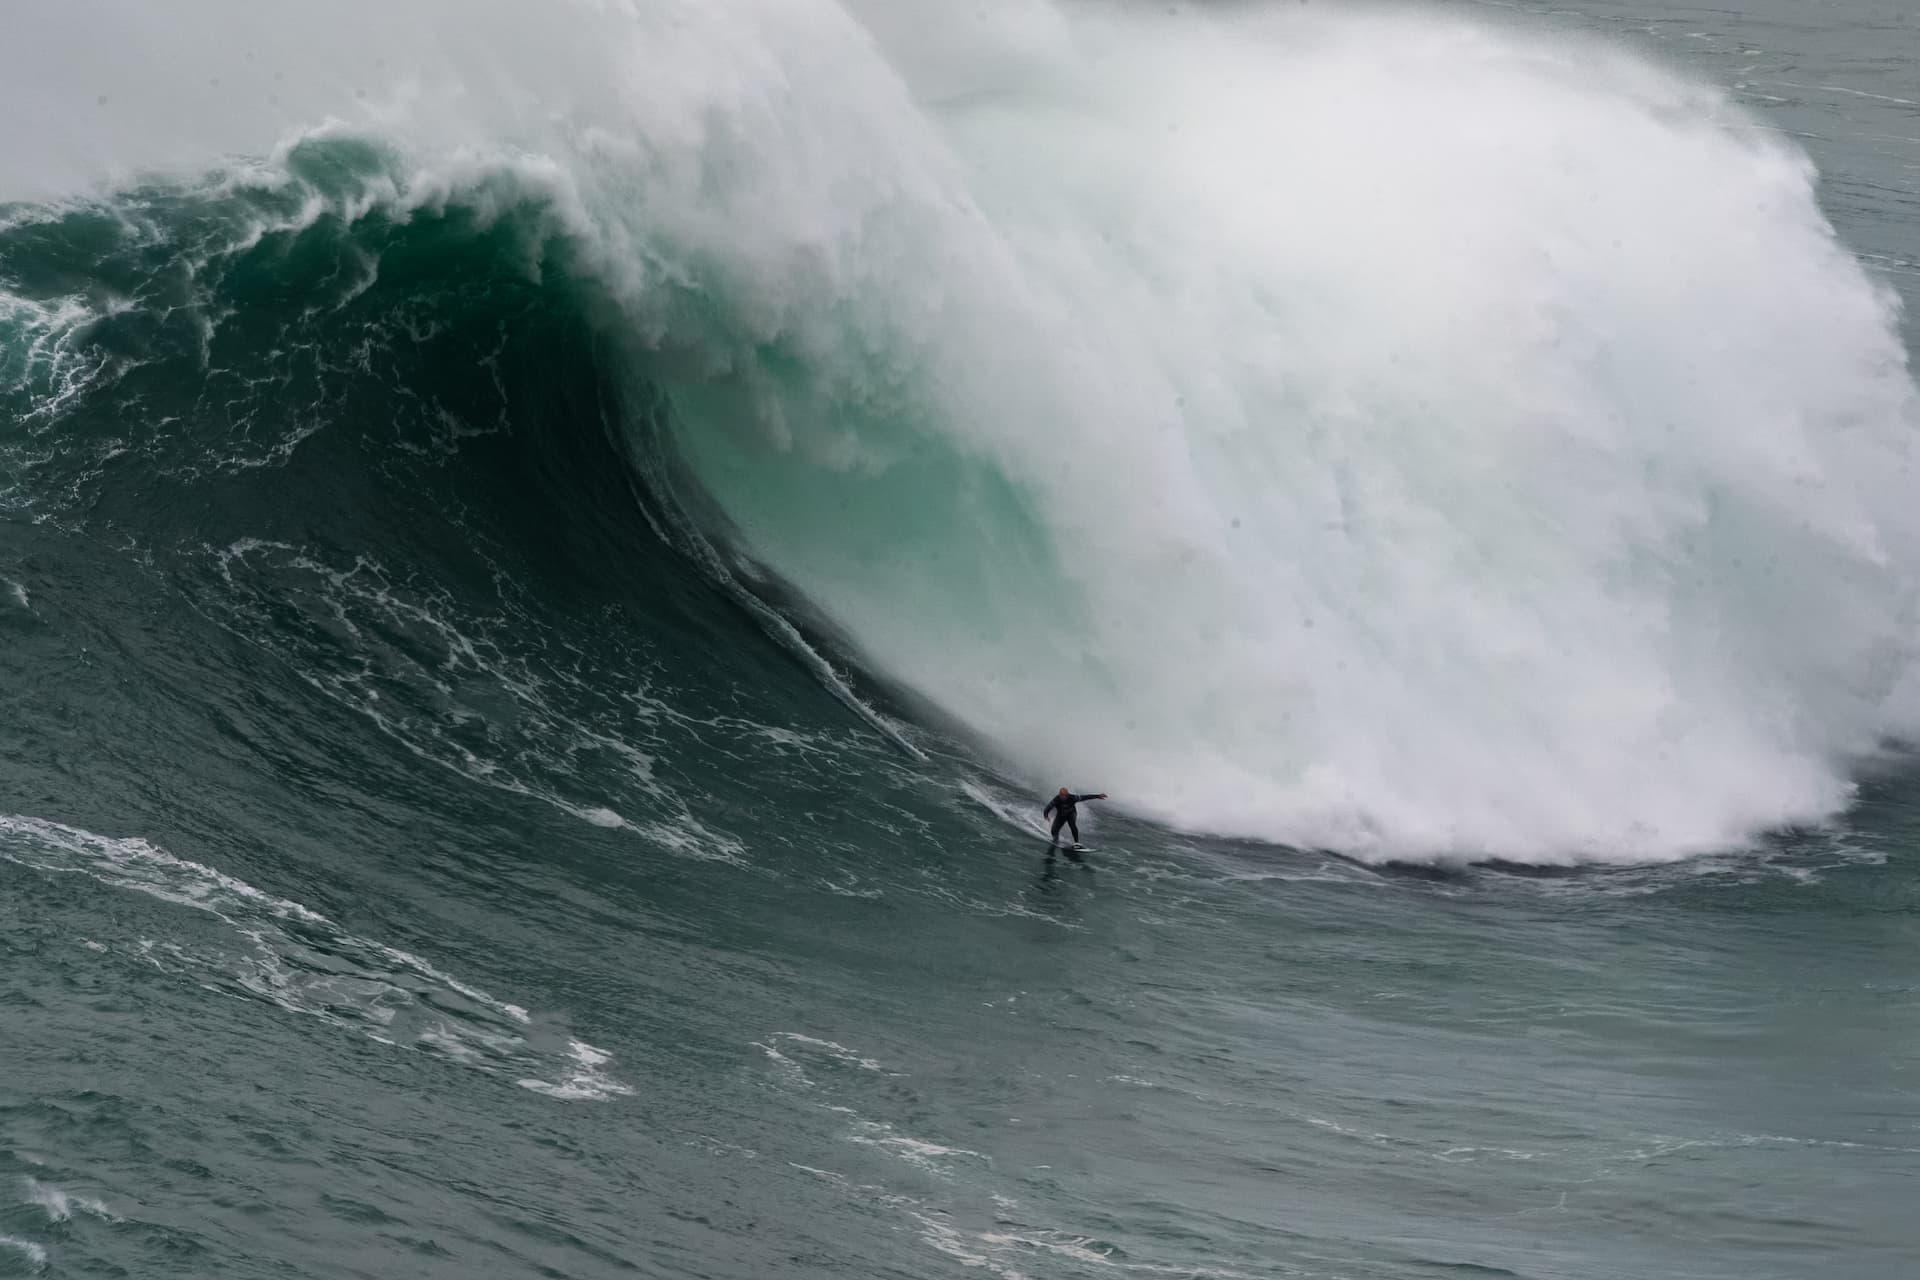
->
24;1179;118;1224
517;1040;635;1101
0;1235;46;1270
847;1126;985;1174
203;539;748;865
771;1033;887;1073
0;813;625;1101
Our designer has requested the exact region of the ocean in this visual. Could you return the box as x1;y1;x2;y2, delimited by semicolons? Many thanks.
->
2;1;1918;1276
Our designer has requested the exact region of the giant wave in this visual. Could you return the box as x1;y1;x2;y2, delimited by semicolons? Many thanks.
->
4;0;1919;863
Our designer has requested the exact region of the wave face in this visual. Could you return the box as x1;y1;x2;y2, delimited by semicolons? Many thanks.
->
5;0;1920;863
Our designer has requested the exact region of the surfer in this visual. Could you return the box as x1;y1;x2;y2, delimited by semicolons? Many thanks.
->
1043;787;1107;847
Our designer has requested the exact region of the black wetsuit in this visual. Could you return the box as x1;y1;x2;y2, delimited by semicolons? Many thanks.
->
1043;792;1101;844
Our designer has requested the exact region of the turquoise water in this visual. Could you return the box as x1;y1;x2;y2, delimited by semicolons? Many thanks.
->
3;2;1919;1277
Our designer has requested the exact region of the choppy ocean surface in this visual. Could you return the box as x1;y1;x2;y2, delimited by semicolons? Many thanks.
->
2;1;1918;1277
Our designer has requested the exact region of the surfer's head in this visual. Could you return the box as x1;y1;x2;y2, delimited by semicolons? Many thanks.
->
1058;787;1070;797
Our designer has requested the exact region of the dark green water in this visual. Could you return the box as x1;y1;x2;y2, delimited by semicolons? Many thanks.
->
4;2;1920;1278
